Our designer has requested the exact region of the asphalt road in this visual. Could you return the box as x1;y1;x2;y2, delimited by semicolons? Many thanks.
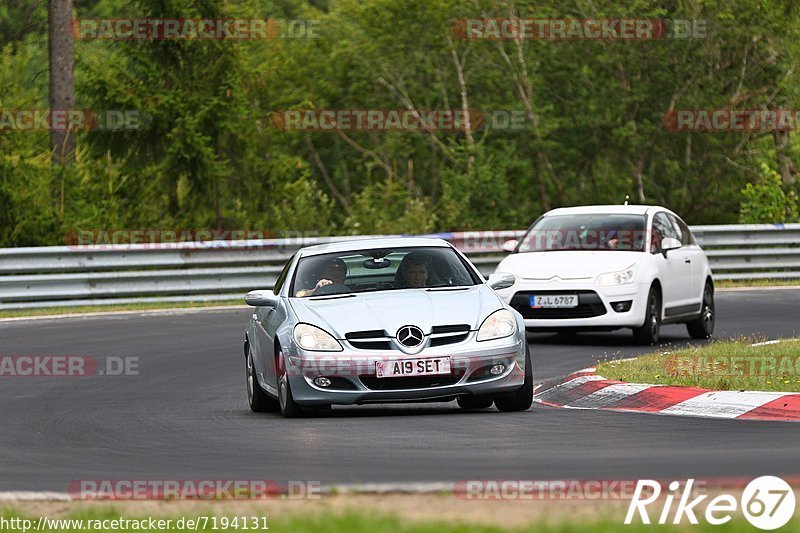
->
1;289;799;491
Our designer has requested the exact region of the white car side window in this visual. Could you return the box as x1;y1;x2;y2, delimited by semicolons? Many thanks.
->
651;212;679;253
670;214;696;246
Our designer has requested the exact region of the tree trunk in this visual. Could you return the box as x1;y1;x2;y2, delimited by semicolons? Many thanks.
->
48;0;75;165
633;156;646;203
773;130;797;185
449;43;475;176
536;151;550;212
214;179;222;231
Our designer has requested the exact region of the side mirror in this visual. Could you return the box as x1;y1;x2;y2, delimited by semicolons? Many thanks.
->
501;239;519;253
660;237;682;256
487;272;516;291
245;289;279;307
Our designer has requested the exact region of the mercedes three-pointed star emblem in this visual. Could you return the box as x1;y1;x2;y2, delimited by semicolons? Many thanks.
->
396;325;424;347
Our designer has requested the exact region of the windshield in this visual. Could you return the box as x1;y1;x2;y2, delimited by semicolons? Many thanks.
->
518;214;648;252
290;246;481;297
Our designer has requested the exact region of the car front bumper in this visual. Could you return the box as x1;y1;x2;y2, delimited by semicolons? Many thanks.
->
494;279;651;330
285;336;526;406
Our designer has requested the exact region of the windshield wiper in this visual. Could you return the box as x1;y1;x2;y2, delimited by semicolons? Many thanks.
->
425;285;470;291
308;293;356;301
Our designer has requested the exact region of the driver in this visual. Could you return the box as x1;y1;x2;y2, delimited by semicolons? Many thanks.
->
295;257;347;297
606;223;640;250
397;254;430;288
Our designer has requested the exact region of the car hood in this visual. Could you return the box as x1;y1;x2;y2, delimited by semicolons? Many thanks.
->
289;285;501;338
496;251;642;280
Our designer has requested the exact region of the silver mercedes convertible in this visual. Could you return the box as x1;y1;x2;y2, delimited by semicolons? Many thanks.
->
243;237;532;417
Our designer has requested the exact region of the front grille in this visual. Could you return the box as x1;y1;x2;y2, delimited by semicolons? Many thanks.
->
345;325;472;350
346;330;386;339
431;324;470;334
429;324;470;347
349;340;393;350
510;290;607;319
429;335;469;347
346;330;392;350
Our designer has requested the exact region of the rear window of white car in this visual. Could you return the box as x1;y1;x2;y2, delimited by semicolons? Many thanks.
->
518;214;648;252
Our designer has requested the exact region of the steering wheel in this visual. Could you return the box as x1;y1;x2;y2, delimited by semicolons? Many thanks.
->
313;283;352;296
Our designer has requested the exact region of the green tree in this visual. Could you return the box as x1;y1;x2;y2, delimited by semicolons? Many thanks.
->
740;163;799;223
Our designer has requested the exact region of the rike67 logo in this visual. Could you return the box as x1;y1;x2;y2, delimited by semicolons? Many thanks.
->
626;477;795;530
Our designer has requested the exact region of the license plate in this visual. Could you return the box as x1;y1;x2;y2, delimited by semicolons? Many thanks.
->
375;357;451;378
530;294;578;308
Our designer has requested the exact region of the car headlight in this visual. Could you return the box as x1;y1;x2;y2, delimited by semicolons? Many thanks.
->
476;309;517;342
595;265;637;287
293;323;343;351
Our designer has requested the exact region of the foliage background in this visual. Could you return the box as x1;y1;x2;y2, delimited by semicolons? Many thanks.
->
1;0;800;246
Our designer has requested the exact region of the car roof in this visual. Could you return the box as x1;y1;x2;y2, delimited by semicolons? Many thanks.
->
297;236;452;257
542;204;669;217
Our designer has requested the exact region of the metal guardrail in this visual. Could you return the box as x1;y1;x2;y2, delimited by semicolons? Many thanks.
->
0;224;798;309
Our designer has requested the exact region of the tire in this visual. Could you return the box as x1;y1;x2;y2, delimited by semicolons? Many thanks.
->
495;347;533;412
633;287;661;345
686;282;715;339
457;395;494;410
277;348;304;418
246;344;279;412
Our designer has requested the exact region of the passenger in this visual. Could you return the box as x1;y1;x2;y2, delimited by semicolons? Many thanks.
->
396;254;429;288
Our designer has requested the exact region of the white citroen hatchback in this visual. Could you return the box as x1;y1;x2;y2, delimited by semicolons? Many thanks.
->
493;205;714;344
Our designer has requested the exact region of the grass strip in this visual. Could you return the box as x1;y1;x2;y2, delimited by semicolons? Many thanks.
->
597;337;800;392
0;300;244;319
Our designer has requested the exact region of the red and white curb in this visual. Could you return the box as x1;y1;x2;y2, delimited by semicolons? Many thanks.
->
534;368;800;421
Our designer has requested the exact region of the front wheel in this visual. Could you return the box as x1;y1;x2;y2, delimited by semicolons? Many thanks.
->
246;344;279;412
633;287;661;345
495;347;533;412
277;348;304;418
686;283;715;339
